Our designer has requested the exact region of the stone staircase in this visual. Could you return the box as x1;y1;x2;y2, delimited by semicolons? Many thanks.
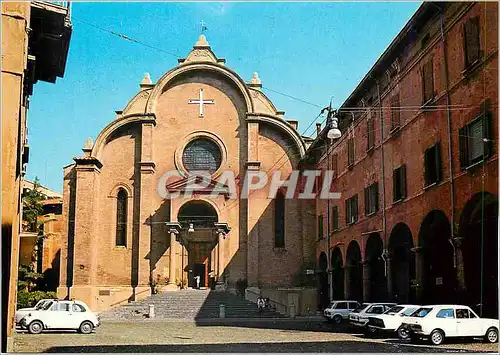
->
99;289;286;321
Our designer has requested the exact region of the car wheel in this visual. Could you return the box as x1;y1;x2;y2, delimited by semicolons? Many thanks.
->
79;321;94;334
364;325;377;337
333;315;342;324
430;329;444;345
397;326;410;340
484;327;498;343
28;320;43;334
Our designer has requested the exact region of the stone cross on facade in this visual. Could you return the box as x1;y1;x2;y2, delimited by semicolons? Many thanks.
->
188;88;214;117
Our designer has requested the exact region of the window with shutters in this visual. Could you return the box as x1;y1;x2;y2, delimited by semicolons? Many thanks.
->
332;154;338;178
367;118;375;151
345;194;358;225
463;16;480;68
318;214;324;239
332;206;339;232
459;113;493;168
393;165;407;203
274;191;285;247
424;142;442;187
116;188;128;247
348;138;355;167
364;182;379;216
422;59;434;104
390;94;401;132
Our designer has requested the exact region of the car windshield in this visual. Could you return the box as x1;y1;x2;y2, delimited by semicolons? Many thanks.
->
41;301;54;310
327;302;335;309
35;300;48;310
352;303;370;313
401;307;419;316
384;306;404;315
411;307;432;317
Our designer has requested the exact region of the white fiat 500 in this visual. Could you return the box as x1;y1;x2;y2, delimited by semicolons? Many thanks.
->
19;299;99;334
15;299;56;326
367;304;420;338
349;302;396;332
323;300;360;324
401;305;499;345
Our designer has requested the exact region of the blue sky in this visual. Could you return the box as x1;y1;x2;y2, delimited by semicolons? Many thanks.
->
27;1;421;192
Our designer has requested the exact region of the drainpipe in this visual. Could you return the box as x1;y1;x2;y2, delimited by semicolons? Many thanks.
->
374;79;388;276
440;10;456;257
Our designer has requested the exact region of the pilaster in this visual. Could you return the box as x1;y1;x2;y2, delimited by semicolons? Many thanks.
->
452;237;466;298
362;261;371;302
165;223;181;290
411;246;423;302
138;121;156;286
386;256;393;300
214;223;230;291
72;157;102;286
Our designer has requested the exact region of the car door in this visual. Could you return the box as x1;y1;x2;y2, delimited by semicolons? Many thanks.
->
49;302;72;329
455;308;483;337
70;303;87;328
434;308;458;336
335;302;348;318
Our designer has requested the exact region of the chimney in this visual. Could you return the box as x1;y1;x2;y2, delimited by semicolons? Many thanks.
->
316;123;322;136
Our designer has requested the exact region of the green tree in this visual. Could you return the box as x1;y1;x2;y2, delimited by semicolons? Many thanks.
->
22;177;46;233
17;264;43;292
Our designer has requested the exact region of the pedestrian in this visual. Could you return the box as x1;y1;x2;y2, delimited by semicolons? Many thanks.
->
195;275;200;289
257;296;264;312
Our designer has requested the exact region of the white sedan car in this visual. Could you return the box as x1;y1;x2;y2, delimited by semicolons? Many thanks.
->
15;299;56;326
19;299;99;334
349;302;396;333
367;304;420;338
401;305;499;345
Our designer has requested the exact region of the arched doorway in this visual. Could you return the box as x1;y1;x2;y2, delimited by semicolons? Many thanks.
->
418;210;455;305
365;233;386;302
178;200;218;228
318;252;328;310
331;247;345;300
389;223;415;303
178;200;219;289
346;241;363;302
459;192;498;318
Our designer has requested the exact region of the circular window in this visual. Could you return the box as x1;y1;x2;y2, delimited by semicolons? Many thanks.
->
182;138;222;174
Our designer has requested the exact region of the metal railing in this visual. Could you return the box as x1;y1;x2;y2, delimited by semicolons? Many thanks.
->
39;1;71;20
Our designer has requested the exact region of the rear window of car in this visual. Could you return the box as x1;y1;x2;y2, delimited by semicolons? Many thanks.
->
385;306;404;315
352;303;370;313
411;307;433;317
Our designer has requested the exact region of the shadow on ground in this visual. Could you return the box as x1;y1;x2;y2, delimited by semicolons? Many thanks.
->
44;340;475;353
194;319;353;334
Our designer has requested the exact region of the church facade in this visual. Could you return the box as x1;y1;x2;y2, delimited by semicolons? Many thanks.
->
58;35;316;311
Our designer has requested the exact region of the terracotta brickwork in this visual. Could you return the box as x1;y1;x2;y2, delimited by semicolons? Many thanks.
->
59;35;315;311
314;2;498;315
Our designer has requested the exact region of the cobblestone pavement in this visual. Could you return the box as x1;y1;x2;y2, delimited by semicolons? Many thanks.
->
13;320;498;353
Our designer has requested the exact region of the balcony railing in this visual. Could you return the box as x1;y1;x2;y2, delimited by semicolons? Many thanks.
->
35;1;71;21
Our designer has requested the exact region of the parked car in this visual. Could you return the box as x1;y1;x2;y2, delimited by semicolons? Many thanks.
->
323;300;360;323
401;305;499;345
349;302;396;333
367;304;420;338
19;299;99;334
15;299;56;326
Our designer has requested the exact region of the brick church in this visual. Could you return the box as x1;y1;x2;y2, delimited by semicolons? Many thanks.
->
58;34;316;311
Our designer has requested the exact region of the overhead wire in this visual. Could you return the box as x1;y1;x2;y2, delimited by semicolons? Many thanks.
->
73;16;495;213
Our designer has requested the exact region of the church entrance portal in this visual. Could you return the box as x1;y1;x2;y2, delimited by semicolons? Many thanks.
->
177;200;223;289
